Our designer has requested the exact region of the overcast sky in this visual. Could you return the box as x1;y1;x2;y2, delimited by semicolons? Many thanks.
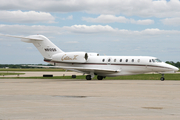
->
0;0;180;64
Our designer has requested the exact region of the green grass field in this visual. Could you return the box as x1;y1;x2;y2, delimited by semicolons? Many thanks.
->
0;68;180;80
0;74;180;80
0;73;25;76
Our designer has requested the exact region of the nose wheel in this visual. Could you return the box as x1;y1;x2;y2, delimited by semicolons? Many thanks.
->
160;77;165;81
160;74;165;81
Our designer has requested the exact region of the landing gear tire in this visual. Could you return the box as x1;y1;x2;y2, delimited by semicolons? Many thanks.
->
86;75;91;80
97;76;103;80
160;74;165;81
160;77;165;81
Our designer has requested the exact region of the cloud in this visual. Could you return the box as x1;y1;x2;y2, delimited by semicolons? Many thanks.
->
61;15;73;20
82;15;128;23
67;15;73;20
63;25;116;34
1;24;180;36
130;19;154;25
0;24;62;35
82;15;154;25
63;25;180;36
0;10;55;23
161;17;180;26
1;0;180;18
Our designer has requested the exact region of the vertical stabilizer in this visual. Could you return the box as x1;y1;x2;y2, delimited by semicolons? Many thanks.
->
21;35;64;59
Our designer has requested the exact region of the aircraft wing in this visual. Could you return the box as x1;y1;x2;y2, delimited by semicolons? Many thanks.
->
59;66;121;73
28;65;121;74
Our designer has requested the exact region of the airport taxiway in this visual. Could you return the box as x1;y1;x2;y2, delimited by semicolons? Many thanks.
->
0;79;180;120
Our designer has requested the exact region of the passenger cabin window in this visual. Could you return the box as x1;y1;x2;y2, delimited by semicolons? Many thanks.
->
108;59;111;62
132;59;134;62
137;59;140;62
114;59;116;62
102;59;105;62
126;59;128;62
120;59;122;62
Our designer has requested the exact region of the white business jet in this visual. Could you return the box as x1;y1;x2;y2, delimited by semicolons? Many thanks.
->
1;34;179;81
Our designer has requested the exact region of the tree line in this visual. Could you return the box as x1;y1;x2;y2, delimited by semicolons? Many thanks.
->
0;64;53;68
165;61;180;68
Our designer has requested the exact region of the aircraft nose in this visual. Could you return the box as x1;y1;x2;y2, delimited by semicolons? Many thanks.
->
171;65;179;72
174;67;179;72
165;63;179;72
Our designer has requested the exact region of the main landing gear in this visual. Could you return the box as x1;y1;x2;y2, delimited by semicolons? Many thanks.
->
86;75;92;80
160;74;165;81
97;76;103;80
86;75;106;80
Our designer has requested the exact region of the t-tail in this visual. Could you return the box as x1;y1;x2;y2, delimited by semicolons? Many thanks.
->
1;34;64;60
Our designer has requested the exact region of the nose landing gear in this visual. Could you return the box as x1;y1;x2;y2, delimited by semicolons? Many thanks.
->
160;74;165;81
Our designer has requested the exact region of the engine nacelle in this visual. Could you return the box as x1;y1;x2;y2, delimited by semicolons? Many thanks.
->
52;52;88;63
87;53;99;56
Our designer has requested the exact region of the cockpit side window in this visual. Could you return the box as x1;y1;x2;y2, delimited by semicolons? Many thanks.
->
152;59;155;62
149;59;151;62
155;59;162;62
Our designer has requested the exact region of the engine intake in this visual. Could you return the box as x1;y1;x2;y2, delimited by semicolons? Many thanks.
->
51;52;99;63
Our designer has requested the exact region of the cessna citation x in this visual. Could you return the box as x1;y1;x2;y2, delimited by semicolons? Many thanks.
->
1;34;179;81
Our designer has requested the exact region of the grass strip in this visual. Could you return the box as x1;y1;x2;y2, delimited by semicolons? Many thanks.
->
0;73;25;76
0;74;180;80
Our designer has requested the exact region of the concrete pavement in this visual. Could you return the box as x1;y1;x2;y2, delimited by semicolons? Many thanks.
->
0;79;180;120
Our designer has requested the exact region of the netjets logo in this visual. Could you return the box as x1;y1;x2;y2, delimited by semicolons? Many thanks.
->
44;48;57;52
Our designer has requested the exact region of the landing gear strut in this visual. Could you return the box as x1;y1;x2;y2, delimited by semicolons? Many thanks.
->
160;74;165;81
86;72;95;80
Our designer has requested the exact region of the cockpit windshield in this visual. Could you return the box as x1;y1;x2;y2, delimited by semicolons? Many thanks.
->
154;59;162;63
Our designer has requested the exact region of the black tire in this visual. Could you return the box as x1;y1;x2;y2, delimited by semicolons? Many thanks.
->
86;75;91;80
97;76;103;80
160;77;165;81
72;75;76;78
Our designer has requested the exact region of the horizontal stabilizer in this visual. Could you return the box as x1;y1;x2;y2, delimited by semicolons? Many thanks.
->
0;33;43;42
